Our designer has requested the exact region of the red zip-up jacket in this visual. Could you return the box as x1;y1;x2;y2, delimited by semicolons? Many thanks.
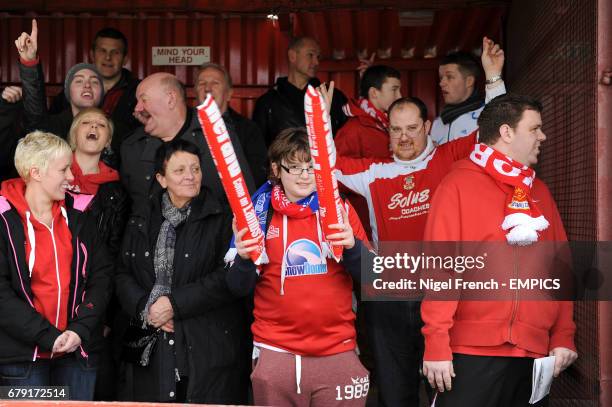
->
421;159;576;360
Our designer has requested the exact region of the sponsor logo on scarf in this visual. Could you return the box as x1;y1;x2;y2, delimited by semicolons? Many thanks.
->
508;188;530;211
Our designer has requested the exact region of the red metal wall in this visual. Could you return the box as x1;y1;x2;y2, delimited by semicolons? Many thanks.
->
0;8;505;120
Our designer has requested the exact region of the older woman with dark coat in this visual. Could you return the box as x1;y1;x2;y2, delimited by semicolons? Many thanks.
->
115;139;249;404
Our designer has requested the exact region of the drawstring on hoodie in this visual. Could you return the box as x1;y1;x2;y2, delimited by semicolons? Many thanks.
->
25;211;36;277
280;215;288;295
25;207;69;279
60;206;69;227
295;354;302;394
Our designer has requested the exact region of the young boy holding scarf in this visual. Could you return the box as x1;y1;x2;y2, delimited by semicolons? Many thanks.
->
226;127;372;407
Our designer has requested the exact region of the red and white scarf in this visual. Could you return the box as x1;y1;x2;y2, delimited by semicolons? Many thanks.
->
470;143;549;245
271;184;317;218
343;98;389;130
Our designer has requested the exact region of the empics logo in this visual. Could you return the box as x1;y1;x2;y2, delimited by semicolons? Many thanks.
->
284;239;328;277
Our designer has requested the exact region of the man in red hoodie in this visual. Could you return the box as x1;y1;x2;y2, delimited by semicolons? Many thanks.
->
421;94;578;406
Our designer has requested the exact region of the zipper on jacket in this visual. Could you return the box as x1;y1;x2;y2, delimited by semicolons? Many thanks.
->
71;238;80;319
508;246;520;343
40;220;62;328
76;243;89;318
80;242;88;278
97;211;104;232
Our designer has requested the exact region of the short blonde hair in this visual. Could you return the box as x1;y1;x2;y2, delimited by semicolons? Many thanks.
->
14;131;72;181
67;107;114;150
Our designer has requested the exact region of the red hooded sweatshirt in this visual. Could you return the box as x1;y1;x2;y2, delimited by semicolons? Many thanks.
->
421;160;576;360
1;179;73;358
252;202;369;356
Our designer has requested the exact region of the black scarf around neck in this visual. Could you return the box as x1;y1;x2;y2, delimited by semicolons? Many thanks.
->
141;192;191;327
440;89;484;125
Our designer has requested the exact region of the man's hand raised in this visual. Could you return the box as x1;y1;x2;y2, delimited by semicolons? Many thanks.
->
481;36;505;81
357;52;375;78
15;19;38;62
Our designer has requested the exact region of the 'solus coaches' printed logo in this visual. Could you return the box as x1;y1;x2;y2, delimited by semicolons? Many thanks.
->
284;239;328;277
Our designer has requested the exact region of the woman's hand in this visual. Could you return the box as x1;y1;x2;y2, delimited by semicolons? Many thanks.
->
147;296;174;328
52;330;82;354
326;207;355;250
160;319;175;333
232;217;260;260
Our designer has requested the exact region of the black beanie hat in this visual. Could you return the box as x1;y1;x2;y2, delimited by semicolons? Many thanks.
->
64;63;105;105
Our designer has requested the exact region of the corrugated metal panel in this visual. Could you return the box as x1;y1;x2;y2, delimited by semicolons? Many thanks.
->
1;8;505;119
1;13;289;116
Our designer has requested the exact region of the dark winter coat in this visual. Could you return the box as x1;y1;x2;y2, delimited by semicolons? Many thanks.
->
87;181;130;258
252;76;348;146
18;60;72;138
0;98;23;180
115;189;249;403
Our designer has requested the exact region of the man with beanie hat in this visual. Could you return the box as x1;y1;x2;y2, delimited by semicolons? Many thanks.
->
63;63;105;112
15;20;104;141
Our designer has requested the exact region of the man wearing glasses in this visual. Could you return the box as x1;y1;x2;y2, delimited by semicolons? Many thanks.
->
334;37;505;407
